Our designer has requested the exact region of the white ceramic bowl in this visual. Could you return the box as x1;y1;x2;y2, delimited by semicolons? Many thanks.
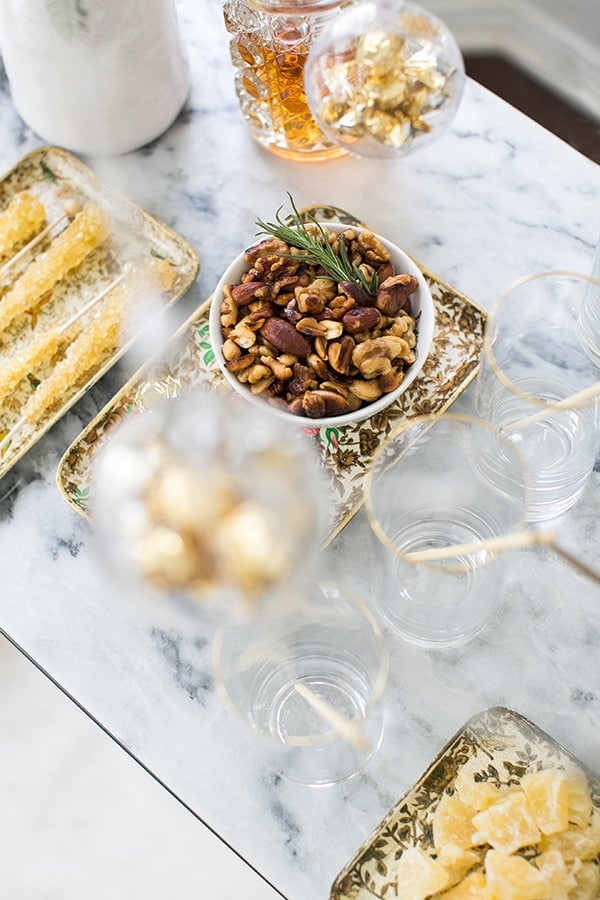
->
209;223;435;428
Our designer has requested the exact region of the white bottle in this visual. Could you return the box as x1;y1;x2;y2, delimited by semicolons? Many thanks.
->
0;0;190;156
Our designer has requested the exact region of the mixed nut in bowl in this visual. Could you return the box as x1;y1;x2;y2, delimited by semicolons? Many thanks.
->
209;212;435;428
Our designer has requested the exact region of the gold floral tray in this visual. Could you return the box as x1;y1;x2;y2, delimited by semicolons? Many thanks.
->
56;237;486;539
330;706;600;899
0;146;200;480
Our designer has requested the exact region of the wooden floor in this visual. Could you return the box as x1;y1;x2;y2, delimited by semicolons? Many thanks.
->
465;54;600;165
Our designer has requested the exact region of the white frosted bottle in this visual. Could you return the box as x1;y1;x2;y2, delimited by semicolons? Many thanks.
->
0;0;190;156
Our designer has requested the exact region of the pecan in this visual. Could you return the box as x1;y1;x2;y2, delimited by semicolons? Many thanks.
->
357;230;391;263
328;335;355;375
377;261;394;283
320;380;349;398
246;302;277;323
342;307;383;334
289;362;317;394
226;354;255;373
244;238;289;264
376;274;418;316
339;280;372;306
260;318;311;356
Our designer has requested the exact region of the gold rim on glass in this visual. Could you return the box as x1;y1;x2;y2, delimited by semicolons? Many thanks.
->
484;269;600;411
364;411;532;572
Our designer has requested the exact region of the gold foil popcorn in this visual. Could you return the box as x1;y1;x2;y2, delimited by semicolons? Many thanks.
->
305;1;465;157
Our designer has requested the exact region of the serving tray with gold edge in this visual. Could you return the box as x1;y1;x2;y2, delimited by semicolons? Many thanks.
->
330;706;600;899
56;205;485;542
0;146;200;481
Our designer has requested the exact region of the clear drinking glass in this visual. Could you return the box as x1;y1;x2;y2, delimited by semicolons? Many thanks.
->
213;582;389;786
577;239;600;364
475;271;600;522
364;413;530;649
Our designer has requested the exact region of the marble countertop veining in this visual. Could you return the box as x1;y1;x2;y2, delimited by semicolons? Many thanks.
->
0;1;599;897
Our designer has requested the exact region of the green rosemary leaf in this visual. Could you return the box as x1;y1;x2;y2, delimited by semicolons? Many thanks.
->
255;195;375;295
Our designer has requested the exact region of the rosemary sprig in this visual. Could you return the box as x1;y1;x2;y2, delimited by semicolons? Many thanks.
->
255;194;377;295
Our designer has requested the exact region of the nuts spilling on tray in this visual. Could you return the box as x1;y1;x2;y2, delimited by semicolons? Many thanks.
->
219;226;419;419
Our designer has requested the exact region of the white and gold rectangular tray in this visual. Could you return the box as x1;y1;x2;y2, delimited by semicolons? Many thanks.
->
0;146;200;481
56;216;486;542
330;706;600;899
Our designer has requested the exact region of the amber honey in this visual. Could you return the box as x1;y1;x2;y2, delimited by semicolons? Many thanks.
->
225;0;347;161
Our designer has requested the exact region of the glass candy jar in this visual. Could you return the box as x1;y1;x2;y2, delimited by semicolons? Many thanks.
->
223;0;353;161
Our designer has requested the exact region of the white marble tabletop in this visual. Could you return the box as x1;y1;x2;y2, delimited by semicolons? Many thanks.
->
0;1;599;897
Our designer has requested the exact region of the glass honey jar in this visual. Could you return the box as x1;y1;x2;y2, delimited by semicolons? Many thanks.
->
223;0;352;162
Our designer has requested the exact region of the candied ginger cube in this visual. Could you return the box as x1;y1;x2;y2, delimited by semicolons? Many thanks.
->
393;846;449;899
569;861;600;900
438;870;488;898
533;850;576;898
472;791;540;854
565;769;593;828
521;768;570;835
436;842;479;888
485;849;549;899
433;794;478;851
454;768;508;811
540;808;600;861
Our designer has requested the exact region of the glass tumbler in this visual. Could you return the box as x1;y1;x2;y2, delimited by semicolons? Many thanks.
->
213;582;389;786
223;0;351;161
365;413;530;649
475;271;600;522
92;387;327;626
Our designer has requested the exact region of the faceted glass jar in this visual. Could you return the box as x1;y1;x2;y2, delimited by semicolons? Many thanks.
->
223;0;352;161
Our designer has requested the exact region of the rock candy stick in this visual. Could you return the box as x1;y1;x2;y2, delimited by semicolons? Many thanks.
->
0;191;46;258
0;256;174;403
1;199;81;282
0;254;175;452
0;203;111;335
0;271;128;401
20;292;123;425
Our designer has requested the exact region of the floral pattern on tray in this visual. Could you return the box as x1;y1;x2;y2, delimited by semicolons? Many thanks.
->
330;706;600;899
56;243;486;542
